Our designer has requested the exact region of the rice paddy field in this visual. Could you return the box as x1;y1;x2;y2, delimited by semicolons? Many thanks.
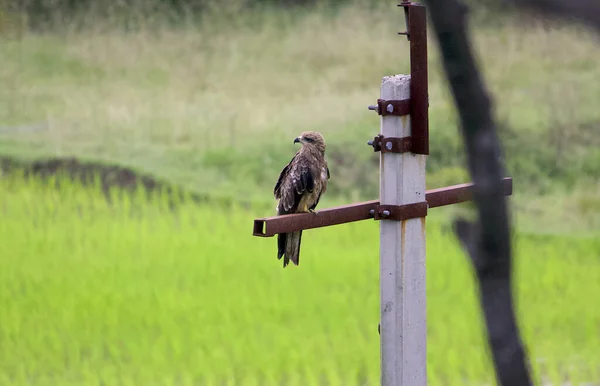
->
0;175;599;385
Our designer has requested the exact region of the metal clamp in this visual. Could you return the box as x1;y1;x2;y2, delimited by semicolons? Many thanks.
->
368;134;412;153
368;98;411;117
369;202;428;221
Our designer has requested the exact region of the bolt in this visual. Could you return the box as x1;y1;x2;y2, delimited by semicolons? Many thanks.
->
385;141;393;151
368;105;378;111
387;104;394;113
369;209;375;216
382;210;391;217
367;140;374;146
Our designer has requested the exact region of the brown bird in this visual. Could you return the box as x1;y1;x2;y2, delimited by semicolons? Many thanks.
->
274;131;330;267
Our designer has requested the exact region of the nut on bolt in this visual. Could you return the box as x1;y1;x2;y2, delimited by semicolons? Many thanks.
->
368;134;384;152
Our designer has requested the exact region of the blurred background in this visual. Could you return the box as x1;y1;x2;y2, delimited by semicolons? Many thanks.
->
0;0;599;384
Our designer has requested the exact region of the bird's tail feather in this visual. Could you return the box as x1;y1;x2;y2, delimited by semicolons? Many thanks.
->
277;231;302;267
277;233;287;265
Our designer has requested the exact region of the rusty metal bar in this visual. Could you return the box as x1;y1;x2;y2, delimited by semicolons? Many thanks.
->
368;2;429;154
373;202;428;221
406;2;429;155
253;200;377;237
426;178;513;208
252;177;512;237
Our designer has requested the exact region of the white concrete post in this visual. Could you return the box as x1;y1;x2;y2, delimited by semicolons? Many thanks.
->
379;74;427;386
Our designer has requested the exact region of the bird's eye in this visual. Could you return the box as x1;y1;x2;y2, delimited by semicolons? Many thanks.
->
305;137;314;143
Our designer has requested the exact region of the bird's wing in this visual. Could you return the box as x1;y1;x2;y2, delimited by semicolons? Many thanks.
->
274;154;314;214
310;165;329;211
274;153;295;199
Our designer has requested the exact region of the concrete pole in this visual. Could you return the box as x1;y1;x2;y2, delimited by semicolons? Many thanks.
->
379;74;427;386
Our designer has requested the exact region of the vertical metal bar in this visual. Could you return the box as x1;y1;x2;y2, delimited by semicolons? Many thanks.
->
408;4;429;155
379;75;427;386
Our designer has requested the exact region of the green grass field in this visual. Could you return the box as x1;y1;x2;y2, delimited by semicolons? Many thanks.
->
1;175;599;385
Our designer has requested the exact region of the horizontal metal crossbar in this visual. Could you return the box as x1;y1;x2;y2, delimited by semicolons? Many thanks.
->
373;202;428;221
252;177;513;237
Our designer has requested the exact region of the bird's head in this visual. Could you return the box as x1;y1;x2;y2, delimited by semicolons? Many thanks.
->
294;131;326;153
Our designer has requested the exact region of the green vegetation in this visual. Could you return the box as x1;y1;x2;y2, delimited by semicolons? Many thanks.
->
1;1;599;384
1;175;599;385
1;2;599;233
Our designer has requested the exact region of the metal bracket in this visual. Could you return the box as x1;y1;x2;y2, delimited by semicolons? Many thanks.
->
371;202;428;221
368;134;412;153
368;98;411;117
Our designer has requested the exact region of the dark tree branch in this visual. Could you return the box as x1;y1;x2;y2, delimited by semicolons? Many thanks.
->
424;0;533;385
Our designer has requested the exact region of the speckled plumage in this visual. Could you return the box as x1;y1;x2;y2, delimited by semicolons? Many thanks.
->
274;131;329;267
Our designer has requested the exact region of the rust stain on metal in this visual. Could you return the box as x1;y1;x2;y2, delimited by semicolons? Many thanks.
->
374;202;427;221
384;137;412;154
368;135;412;154
385;137;412;154
252;178;512;237
375;98;411;116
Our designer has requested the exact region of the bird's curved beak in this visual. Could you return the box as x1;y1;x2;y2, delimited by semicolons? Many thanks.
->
294;137;301;144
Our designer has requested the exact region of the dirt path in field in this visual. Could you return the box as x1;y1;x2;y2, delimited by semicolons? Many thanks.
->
0;156;210;205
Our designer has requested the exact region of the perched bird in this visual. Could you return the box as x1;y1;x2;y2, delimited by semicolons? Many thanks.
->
274;131;330;267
